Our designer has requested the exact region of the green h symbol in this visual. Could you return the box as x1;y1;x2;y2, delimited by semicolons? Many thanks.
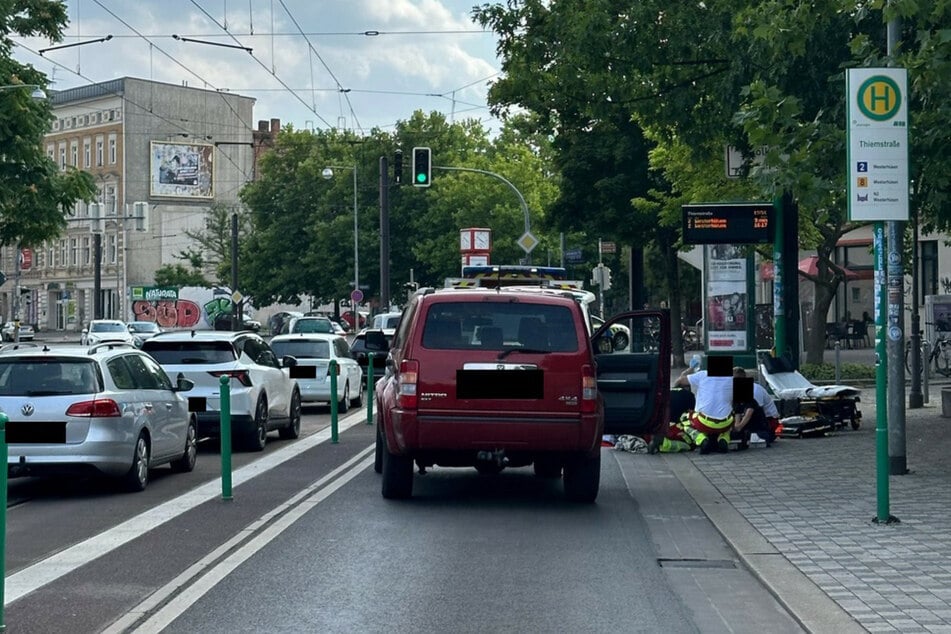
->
870;85;892;112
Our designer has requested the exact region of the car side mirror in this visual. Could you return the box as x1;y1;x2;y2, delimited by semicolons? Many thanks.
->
176;374;195;392
282;355;298;367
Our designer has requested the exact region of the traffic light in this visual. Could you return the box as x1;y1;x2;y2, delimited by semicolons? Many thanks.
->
89;202;103;233
412;147;431;188
393;149;403;185
602;266;612;290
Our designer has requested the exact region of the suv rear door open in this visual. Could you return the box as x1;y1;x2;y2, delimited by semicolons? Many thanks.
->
591;310;671;437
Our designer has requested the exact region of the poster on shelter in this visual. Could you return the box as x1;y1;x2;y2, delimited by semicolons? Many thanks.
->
705;244;748;352
150;141;214;198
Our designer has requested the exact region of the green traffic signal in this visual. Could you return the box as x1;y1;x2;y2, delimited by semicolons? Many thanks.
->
412;147;431;188
416;172;427;184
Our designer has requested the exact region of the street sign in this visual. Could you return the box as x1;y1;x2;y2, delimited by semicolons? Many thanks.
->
565;248;583;263
351;289;364;304
231;290;243;304
19;248;33;270
601;241;616;254
724;145;769;178
847;68;909;221
517;231;538;254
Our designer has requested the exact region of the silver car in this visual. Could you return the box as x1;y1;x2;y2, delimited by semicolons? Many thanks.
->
270;333;364;411
0;342;198;491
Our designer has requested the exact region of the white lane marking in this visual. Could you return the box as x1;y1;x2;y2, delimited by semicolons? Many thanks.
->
104;446;374;634
5;410;373;605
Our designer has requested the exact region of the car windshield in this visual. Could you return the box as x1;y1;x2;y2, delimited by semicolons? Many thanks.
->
291;319;334;334
270;339;331;359
142;341;237;364
351;333;393;353
421;302;579;352
129;322;160;333
0;358;100;396
92;322;126;333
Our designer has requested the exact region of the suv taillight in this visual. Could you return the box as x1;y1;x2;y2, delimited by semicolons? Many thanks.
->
209;370;252;387
66;399;122;417
398;359;419;409
581;364;597;413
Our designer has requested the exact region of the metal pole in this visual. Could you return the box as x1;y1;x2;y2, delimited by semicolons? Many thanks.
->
231;213;239;331
380;156;390;312
772;194;786;358
353;164;359;302
93;233;102;320
219;375;232;500
330;360;339;443
13;245;21;343
873;223;891;524
886;14;906;476
909;194;922;407
922;339;930;404
366;353;374;425
0;412;8;629
834;340;841;383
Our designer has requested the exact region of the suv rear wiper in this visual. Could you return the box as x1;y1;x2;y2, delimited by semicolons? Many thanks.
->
497;347;548;360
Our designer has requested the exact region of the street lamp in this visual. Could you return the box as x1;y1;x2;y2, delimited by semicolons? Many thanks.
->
322;165;359;310
0;83;46;100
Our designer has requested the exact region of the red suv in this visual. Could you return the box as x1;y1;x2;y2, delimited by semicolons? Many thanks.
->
371;288;670;502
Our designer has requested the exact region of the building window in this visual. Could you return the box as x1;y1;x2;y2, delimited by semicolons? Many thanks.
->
70;141;78;166
82;236;91;266
922;240;938;298
48;243;55;268
58;143;66;170
70;237;79;267
46;143;54;159
59;240;67;268
107;233;118;264
96;137;104;166
108;135;117;164
83;139;91;168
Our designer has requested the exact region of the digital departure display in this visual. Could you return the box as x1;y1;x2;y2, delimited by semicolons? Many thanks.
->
682;203;775;245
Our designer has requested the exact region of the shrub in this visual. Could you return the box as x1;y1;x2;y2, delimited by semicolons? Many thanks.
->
799;362;876;381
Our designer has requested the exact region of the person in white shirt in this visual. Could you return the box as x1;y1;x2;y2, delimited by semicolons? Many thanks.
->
674;355;735;454
732;367;780;447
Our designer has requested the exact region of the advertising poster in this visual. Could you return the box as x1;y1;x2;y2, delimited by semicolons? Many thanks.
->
705;244;748;352
150;141;214;199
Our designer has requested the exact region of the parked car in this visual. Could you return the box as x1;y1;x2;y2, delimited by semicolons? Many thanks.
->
127;321;163;347
269;333;364;410
371;311;402;332
82;319;137;347
283;316;335;335
1;322;34;342
0;341;198;491
142;330;301;451
372;287;670;501
349;328;392;390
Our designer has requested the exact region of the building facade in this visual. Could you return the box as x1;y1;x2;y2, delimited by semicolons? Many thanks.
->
1;77;268;332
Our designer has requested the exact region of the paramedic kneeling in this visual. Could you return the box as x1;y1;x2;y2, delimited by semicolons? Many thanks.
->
732;367;780;446
674;355;735;454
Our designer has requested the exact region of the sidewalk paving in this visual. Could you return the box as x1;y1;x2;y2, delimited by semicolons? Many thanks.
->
660;382;951;633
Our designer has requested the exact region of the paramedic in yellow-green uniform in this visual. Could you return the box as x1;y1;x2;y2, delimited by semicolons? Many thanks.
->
674;364;734;454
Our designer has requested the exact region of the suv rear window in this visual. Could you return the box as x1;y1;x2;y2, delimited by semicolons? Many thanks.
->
142;340;237;364
290;319;334;334
421;301;579;352
0;358;100;396
270;339;330;359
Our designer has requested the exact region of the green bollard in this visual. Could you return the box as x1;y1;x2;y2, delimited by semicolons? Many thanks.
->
366;353;374;425
219;375;233;501
329;359;339;443
1;412;8;629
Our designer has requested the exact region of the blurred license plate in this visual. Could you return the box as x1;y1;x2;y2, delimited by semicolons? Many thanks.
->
188;397;207;412
8;422;66;444
290;366;317;380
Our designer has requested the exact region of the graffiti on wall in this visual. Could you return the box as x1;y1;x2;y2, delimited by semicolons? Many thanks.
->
130;286;244;330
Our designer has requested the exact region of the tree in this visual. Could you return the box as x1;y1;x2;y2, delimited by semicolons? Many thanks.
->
1;1;97;248
178;202;252;285
153;264;211;288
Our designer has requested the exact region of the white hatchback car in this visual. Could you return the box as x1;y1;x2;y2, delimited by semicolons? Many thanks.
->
0;341;197;491
142;331;302;451
82;319;137;347
269;333;364;411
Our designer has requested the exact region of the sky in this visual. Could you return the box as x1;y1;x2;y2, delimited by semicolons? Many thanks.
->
12;0;503;136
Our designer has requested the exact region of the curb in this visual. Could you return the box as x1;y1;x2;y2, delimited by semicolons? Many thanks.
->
664;455;866;634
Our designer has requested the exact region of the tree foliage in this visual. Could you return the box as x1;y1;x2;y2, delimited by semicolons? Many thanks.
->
475;0;951;364
0;1;97;247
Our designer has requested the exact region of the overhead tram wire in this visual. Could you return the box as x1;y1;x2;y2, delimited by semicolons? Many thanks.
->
13;41;254;183
187;0;336;130
63;29;491;38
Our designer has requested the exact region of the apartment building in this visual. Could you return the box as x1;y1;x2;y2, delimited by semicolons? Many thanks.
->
0;77;272;332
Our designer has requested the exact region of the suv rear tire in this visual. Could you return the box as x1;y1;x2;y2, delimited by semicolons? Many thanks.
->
563;451;601;503
170;420;198;473
381;443;413;499
243;396;269;451
374;424;384;474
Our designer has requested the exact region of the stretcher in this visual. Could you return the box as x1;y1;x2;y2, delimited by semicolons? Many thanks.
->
758;354;862;438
